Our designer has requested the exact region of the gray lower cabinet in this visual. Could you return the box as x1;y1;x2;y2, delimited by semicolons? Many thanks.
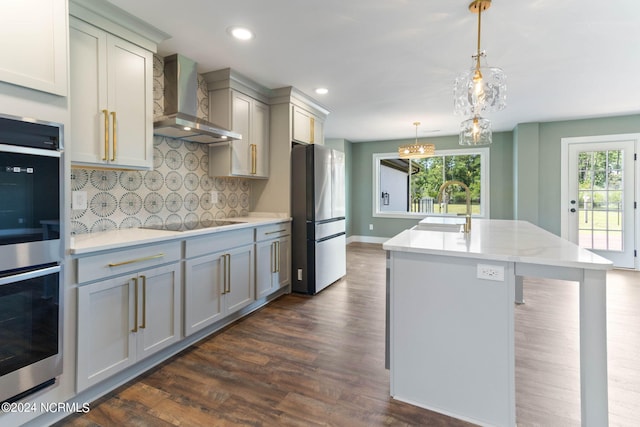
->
76;251;181;391
184;228;255;336
255;223;291;299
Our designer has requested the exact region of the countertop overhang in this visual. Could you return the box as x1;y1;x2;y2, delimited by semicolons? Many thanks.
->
383;219;613;270
70;214;291;255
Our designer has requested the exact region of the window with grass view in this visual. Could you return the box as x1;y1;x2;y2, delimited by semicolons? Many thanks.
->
374;148;489;217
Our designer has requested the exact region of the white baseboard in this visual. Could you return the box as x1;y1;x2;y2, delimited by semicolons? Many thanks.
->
346;235;388;245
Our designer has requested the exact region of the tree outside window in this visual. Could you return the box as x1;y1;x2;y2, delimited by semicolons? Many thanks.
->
374;148;489;218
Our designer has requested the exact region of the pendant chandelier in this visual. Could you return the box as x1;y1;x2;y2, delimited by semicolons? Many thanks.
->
398;122;435;159
454;0;506;146
459;115;492;146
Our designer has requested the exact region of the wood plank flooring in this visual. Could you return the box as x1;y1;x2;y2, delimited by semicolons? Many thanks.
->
57;243;640;426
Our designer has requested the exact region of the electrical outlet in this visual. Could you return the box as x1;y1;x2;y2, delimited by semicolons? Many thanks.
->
211;191;219;204
72;191;87;210
477;264;505;281
369;224;373;230
297;268;303;281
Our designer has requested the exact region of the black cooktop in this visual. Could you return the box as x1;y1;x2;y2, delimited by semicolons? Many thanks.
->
141;220;243;232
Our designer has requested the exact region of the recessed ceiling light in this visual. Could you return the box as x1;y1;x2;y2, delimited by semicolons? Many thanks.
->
315;88;329;95
227;26;254;41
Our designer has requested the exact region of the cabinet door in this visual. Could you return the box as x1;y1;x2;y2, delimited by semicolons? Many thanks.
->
255;239;276;299
252;100;270;177
0;0;68;95
277;236;291;288
225;244;255;313
313;116;324;145
70;18;109;165
292;106;312;144
69;18;152;169
137;263;182;360
230;91;252;175
184;252;225;336
106;35;153;169
77;277;136;391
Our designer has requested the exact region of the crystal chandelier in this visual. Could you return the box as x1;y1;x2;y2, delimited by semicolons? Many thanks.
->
398;122;435;159
454;0;506;146
459;115;492;146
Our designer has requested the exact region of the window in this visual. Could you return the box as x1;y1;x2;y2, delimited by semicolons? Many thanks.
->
373;148;489;218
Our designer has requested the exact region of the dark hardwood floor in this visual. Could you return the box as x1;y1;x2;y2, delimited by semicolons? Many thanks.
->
57;243;639;426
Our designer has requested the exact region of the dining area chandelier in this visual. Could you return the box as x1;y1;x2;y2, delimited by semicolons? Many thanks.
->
398;122;435;159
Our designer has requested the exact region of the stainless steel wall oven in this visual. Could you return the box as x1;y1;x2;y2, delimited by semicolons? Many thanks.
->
0;113;63;403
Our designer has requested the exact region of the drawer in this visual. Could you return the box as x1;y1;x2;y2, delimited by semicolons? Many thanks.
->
76;241;182;284
185;228;254;259
255;222;291;242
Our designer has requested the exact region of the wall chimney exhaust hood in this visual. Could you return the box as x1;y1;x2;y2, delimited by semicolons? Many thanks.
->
154;54;242;144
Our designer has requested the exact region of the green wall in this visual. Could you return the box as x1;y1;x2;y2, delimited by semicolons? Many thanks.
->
347;131;514;239
344;113;640;240
515;114;640;235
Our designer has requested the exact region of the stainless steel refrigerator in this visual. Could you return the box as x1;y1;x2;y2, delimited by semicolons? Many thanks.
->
291;143;346;294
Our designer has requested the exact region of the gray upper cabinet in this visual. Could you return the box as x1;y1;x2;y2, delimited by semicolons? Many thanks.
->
208;89;270;178
204;68;271;179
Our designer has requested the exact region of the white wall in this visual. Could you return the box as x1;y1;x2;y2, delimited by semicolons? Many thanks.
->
380;164;407;212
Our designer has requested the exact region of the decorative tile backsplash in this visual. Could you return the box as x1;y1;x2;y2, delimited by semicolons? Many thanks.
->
70;55;249;235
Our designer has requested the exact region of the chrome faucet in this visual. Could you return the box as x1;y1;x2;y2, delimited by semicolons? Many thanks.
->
437;180;472;233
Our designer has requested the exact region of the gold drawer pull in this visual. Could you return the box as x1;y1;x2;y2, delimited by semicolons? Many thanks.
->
265;229;287;235
108;253;165;268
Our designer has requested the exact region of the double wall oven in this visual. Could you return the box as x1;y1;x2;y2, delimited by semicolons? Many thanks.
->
0;113;64;403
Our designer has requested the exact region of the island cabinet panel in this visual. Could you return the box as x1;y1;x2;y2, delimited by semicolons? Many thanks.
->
69;16;153;169
389;252;515;427
76;262;181;391
0;0;68;96
184;230;255;336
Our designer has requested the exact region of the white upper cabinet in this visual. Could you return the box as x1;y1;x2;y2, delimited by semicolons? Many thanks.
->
0;0;68;96
69;17;153;169
208;89;270;179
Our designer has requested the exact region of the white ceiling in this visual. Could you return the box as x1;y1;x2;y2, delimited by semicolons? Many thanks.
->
107;0;640;142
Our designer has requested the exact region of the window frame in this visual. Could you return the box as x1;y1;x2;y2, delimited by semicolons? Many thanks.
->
372;147;490;219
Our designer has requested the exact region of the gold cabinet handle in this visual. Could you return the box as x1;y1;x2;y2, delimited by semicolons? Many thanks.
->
310;116;315;144
226;254;231;294
140;275;147;329
221;254;228;295
276;241;280;273
265;229;287;235
108;253;165;268
251;144;257;174
131;277;139;333
110;111;117;161
271;242;276;273
102;109;109;160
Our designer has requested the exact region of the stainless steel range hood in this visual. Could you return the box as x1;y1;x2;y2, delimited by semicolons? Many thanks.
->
154;54;241;144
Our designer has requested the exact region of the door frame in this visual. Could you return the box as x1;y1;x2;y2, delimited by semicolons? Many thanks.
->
560;133;639;270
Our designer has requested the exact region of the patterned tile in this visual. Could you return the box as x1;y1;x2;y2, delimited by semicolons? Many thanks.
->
70;55;250;235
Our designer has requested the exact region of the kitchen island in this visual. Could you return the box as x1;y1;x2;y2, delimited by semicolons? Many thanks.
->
383;219;612;427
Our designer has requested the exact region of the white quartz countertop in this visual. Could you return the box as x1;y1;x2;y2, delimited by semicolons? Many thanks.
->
70;214;290;255
383;219;613;270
